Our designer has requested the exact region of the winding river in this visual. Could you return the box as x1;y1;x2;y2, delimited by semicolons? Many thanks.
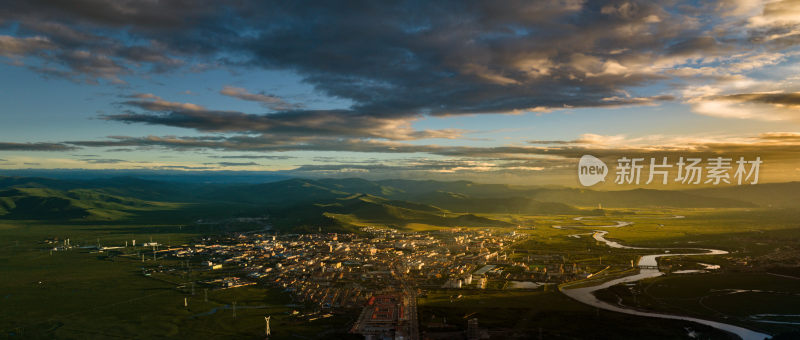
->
558;220;771;340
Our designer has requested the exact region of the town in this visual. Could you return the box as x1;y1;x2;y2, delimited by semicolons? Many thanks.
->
84;226;604;339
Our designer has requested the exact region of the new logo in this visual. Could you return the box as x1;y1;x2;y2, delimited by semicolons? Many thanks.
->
578;155;607;186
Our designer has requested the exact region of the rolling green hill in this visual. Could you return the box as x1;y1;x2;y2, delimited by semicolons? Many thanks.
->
324;178;758;209
524;187;756;208
0;187;172;220
0;175;771;210
311;193;514;231
192;178;580;230
409;191;582;214
686;182;800;208
376;179;517;198
203;178;350;205
0;175;211;202
316;178;403;197
4;175;799;231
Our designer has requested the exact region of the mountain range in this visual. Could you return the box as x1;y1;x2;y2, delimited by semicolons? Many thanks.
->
0;175;796;231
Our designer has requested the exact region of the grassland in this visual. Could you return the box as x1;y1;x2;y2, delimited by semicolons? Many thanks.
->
466;209;800;338
0;221;353;339
593;272;800;337
2;197;800;338
417;289;737;339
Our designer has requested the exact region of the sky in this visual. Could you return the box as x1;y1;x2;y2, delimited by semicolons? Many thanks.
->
1;0;800;186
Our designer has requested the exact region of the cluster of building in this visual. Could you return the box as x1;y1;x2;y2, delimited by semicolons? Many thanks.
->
144;226;600;338
351;292;417;340
166;228;532;297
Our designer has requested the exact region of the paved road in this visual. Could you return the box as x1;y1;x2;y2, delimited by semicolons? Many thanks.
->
406;288;419;340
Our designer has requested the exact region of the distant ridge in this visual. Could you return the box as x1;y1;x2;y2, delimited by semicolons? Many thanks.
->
0;186;167;220
1;175;795;230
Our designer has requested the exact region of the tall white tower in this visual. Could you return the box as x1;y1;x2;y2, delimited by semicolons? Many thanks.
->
265;315;271;336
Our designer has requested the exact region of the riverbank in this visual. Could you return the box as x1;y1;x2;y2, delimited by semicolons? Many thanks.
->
560;223;771;340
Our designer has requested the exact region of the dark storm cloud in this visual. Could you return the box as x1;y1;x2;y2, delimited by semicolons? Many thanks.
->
219;86;301;111
80;158;127;164
211;162;260;167
234;0;689;116
0;142;76;151
0;35;54;57
4;0;800;157
5;1;792;118
737;0;800;47
758;132;800;141
292;157;567;174
67;135;435;153
105;94;465;140
0;0;217;82
64;131;800;165
210;155;296;160
155;165;216;170
311;156;382;164
665;36;727;57
712;92;800;106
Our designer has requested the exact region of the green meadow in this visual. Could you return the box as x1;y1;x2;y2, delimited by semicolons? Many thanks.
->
417;289;736;339
2;177;800;338
4;205;800;338
0;221;353;339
